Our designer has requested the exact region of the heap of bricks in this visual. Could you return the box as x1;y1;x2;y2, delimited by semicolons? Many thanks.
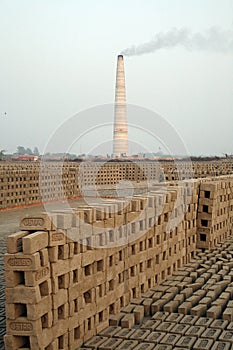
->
4;183;198;349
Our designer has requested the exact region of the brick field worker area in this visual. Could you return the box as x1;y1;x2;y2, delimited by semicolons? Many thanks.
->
1;166;233;349
2;173;233;349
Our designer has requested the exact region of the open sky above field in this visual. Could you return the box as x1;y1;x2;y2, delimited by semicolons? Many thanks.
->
0;0;232;156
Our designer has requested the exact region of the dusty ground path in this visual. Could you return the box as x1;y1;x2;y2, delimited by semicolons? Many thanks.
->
0;197;88;235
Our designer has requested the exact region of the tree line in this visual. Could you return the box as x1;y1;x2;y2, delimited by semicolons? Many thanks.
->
0;146;40;160
15;146;40;156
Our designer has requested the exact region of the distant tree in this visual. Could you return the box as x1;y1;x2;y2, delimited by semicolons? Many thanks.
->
0;150;6;160
25;147;33;155
33;147;39;156
16;146;26;155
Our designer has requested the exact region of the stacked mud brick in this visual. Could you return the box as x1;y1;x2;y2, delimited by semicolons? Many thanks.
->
182;181;199;261
4;184;199;349
1;160;233;209
0;162;78;209
197;178;233;249
193;160;233;178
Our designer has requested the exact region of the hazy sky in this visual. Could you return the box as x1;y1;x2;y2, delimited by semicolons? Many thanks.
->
0;0;232;156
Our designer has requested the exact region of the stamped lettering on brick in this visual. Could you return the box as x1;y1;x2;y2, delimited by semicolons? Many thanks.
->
10;322;33;331
22;218;44;227
51;233;64;241
8;258;32;266
200;227;209;233
35;267;49;281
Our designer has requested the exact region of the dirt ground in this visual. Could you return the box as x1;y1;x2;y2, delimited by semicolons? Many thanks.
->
0;198;87;236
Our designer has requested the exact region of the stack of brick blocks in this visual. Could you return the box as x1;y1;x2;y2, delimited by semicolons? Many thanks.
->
1;160;233;209
3;175;233;349
0;162;78;208
197;179;233;249
4;183;199;349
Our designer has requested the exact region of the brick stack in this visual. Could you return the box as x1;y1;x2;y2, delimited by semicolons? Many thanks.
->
184;180;199;261
4;176;233;348
4;214;63;349
197;179;233;249
4;185;199;349
0;162;78;209
1;160;233;210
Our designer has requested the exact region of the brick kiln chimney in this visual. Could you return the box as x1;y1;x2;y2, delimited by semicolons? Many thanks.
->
113;54;128;157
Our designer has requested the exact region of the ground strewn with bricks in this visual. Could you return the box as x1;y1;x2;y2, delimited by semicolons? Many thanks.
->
81;239;233;350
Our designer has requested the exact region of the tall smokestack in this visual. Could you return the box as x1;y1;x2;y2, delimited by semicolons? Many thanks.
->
113;54;128;157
